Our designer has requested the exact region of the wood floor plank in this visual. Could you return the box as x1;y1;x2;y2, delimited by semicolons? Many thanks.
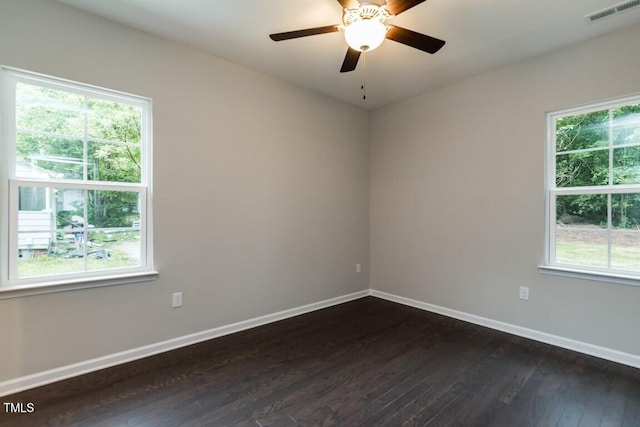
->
2;297;639;427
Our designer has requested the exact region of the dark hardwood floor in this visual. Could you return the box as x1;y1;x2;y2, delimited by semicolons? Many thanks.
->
2;297;639;426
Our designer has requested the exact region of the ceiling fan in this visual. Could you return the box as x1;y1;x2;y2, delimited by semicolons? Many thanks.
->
269;0;445;73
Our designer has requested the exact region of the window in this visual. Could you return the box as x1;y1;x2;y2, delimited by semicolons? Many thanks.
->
1;67;154;294
545;94;640;281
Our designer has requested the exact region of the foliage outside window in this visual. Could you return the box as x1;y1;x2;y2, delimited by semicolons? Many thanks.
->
546;95;640;277
1;67;153;289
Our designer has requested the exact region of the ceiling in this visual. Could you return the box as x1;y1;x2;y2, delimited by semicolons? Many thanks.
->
55;0;640;109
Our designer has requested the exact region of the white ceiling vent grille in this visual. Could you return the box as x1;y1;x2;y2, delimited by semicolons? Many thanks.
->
585;0;640;23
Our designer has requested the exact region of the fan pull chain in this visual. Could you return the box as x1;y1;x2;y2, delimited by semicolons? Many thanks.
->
361;50;367;100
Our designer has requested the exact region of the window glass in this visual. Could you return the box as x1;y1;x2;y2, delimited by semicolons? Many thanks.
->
547;97;640;276
2;67;152;288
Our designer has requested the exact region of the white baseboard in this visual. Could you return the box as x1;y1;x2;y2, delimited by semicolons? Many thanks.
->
4;288;637;398
370;289;640;370
0;290;369;397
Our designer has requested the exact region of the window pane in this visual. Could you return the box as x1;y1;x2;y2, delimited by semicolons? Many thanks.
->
17;206;55;237
18;229;55;251
555;227;608;268
555;110;608;152
88;190;140;228
613;146;640;185
16;134;84;180
611;193;640;229
18;232;85;278
613;104;640;146
16;208;85;278
16;83;84;137
611;231;640;272
18;187;47;211
87;229;141;271
610;194;640;271
87;141;141;183
555;194;608;267
16;192;142;277
54;189;86;225
555;149;609;187
18;186;85;227
17;229;142;278
88;98;141;143
556;194;607;226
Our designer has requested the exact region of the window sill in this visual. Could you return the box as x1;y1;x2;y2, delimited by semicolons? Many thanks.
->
539;265;640;287
0;271;159;299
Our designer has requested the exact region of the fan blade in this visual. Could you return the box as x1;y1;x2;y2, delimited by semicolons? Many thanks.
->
336;0;360;9
386;0;428;15
385;25;445;54
340;47;361;73
270;25;339;41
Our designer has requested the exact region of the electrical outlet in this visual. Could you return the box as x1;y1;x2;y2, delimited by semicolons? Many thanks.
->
519;286;529;301
356;263;362;273
172;292;183;308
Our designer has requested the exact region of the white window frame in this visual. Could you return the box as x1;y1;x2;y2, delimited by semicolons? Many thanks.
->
541;93;640;287
0;66;156;298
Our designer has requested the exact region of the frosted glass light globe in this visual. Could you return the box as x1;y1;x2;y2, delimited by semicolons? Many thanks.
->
344;19;386;52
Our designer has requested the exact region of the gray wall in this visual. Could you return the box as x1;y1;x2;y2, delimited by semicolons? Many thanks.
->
371;23;640;356
0;0;370;381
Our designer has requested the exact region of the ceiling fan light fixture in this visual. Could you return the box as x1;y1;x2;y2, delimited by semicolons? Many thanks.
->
268;0;445;75
344;19;387;52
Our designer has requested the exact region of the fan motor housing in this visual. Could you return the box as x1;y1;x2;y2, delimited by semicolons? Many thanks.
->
343;4;392;26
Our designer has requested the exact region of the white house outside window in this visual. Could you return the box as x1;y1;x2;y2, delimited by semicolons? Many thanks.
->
1;67;155;295
545;94;640;282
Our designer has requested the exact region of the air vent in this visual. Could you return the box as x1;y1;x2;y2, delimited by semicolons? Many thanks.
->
616;0;640;11
585;0;640;23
